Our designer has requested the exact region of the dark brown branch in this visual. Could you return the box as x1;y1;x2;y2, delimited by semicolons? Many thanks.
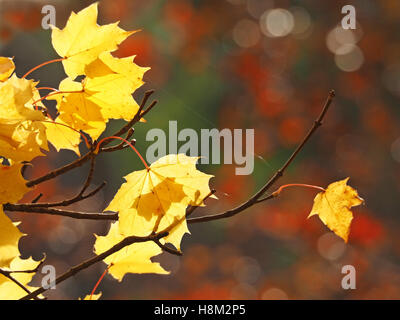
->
139;100;158;119
111;90;156;139
186;189;217;218
18;183;106;209
0;255;46;275
15;90;333;301
31;193;43;203
101;128;135;152
187;90;335;224
78;154;96;196
3;204;118;221
101;139;136;153
26;152;92;188
21;156;102;209
20;231;169;300
255;194;276;203
153;239;182;256
0;269;36;298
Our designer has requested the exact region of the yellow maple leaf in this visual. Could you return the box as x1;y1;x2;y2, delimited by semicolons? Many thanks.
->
106;154;214;250
84;52;148;120
0;75;48;161
0;207;24;268
94;222;168;281
308;178;364;242
0;57;15;82
0;256;42;299
80;292;102;300
47;77;106;142
0;161;30;204
44;118;82;155
0;75;44;122
0;161;29;271
47;72;144;145
51;3;135;79
85;52;149;96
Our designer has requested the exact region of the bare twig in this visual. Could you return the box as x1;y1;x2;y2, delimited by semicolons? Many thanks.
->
111;90;156;138
3;204;118;221
78;154;96;196
101;128;135;152
18;183;106;210
186;189;217;218
187;90;335;224
20;231;169;300
0;255;46;275
31;193;43;203
0;269;35;297
26;152;92;188
153;239;182;256
14;90;334;301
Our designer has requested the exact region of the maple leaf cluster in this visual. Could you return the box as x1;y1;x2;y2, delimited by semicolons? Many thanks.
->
0;3;364;300
0;3;215;298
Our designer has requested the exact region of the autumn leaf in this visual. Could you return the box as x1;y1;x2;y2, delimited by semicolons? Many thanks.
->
0;161;30;204
106;154;214;250
94;222;168;281
0;207;24;268
0;75;45;123
0;57;15;82
308;178;364;242
85;52;149;99
51;2;136;79
47;66;145;147
84;52;148;120
44;118;82;155
0;75;48;161
80;292;102;300
46;78;106;143
0;160;29;272
0;256;42;299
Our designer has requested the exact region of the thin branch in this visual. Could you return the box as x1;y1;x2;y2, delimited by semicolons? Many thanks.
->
22;156;103;209
0;255;46;274
101;128;135;153
139;100;158;119
111;90;156;139
187;90;335;224
101;139;136;153
186;189;217;218
15;90;334;301
3;204;118;221
153;239;182;256
20;231;169;300
31;193;43;203
0;269;34;297
26;152;92;188
15;183;106;210
255;194;276;203
78;154;96;196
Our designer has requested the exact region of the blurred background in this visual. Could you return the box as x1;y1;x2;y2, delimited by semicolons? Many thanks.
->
1;0;400;299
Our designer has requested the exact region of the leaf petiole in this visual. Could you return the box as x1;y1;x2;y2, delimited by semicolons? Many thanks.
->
89;263;112;300
96;136;149;169
22;58;66;79
272;183;326;197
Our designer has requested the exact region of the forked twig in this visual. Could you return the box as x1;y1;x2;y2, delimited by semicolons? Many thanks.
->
187;90;335;224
